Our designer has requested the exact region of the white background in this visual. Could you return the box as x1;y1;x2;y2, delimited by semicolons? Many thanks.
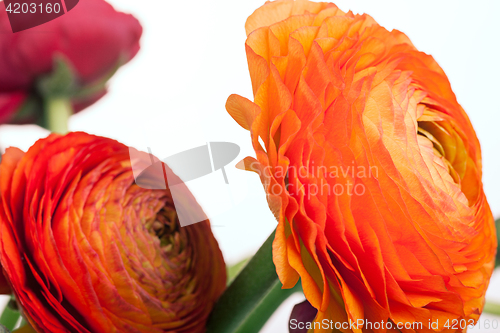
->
0;0;499;332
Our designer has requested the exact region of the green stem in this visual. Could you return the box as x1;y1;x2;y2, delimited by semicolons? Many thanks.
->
45;98;72;134
0;296;20;331
483;301;500;316
206;229;302;333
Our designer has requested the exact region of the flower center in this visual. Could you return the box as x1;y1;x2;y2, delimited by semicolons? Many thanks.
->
417;105;479;203
145;204;184;250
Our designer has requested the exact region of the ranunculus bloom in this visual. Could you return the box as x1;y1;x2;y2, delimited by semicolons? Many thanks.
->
0;0;142;124
0;132;226;332
228;1;496;331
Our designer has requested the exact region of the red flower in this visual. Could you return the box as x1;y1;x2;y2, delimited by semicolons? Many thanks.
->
0;0;142;124
0;132;226;332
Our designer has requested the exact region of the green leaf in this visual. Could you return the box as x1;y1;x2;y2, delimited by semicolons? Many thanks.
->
72;54;125;102
206;229;302;333
226;258;250;286
36;55;78;99
483;301;500;316
0;296;20;331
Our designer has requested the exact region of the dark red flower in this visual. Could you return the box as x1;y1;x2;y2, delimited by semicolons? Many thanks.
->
0;0;142;124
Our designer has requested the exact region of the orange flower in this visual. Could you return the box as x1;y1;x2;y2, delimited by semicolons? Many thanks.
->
227;1;496;331
0;132;226;333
